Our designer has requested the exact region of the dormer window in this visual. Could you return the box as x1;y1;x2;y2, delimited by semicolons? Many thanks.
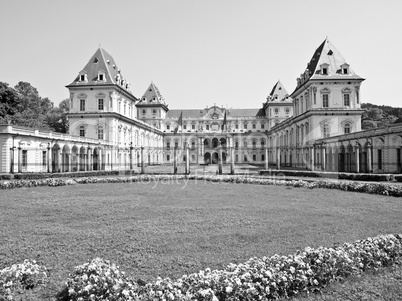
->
341;63;350;75
79;74;87;82
97;70;106;81
320;63;329;75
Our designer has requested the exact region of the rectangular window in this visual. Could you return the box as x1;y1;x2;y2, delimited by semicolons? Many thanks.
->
244;124;247;129
235;141;239;149
98;99;104;111
166;142;170;149
235;154;239;162
261;124;265;129
98;127;104;140
99;74;104;81
252;124;256;129
191;141;195;149
70;99;73;109
235;124;239;129
323;94;329;108
244;155;247;162
175;141;178;148
378;149;382;169
167;125;170;130
397;149;401;167
42;151;47;166
192;124;195;130
22;150;27;167
183;125;187;130
206;125;209;130
80;128;85;137
167;155;170;161
344;94;350;106
262;154;265;161
253;154;256;161
80;99;85;111
124;105;126;115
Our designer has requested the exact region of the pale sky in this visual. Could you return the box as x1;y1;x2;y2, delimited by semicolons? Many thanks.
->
1;0;401;109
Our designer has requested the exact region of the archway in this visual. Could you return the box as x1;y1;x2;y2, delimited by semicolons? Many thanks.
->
204;152;211;164
79;146;86;171
338;145;345;172
204;138;210;149
212;138;219;148
222;152;227;163
93;148;100;171
220;138;227;148
62;144;70;172
212;152;219;164
52;144;61;173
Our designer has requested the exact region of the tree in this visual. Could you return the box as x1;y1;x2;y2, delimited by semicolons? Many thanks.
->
0;82;19;122
46;98;70;133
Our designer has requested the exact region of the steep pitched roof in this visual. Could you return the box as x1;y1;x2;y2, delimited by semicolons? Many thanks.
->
308;39;362;80
267;80;291;102
292;38;364;94
166;109;204;119
66;47;133;94
139;82;166;105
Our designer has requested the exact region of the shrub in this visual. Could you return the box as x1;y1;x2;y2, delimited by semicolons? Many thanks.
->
65;258;139;301
0;174;12;180
62;234;402;300
0;260;47;300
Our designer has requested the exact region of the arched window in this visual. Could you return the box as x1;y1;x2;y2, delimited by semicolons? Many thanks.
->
344;123;351;134
79;126;85;137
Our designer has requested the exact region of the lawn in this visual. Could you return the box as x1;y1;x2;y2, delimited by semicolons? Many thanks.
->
1;179;402;299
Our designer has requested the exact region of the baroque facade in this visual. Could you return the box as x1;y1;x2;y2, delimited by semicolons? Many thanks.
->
0;39;401;174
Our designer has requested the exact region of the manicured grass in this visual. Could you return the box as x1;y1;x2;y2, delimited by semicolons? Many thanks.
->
1;179;402;299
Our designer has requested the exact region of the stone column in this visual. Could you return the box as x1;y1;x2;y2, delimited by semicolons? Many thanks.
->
367;144;372;173
265;147;269;170
98;149;102;171
130;145;133;170
47;145;51;173
276;148;280;170
18;147;22;173
218;144;223;174
322;147;326;171
310;146;315;171
185;144;190;174
141;147;145;174
356;143;360;173
67;152;72;173
10;147;15;173
173;147;177;174
87;147;92;171
230;147;235;174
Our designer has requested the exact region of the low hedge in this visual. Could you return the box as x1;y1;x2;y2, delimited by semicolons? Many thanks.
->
2;174;402;197
0;174;12;180
63;234;402;300
259;169;397;182
12;170;136;180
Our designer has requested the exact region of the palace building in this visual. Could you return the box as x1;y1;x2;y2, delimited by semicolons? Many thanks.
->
0;39;401;174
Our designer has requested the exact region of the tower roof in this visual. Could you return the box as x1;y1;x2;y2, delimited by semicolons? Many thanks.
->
292;38;364;94
267;80;291;102
66;47;133;94
139;82;166;105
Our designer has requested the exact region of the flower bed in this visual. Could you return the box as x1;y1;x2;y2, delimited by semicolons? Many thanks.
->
0;260;47;300
259;169;397;182
61;234;402;300
1;174;402;197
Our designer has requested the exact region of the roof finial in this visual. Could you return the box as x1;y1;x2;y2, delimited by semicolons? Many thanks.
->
99;43;101;49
